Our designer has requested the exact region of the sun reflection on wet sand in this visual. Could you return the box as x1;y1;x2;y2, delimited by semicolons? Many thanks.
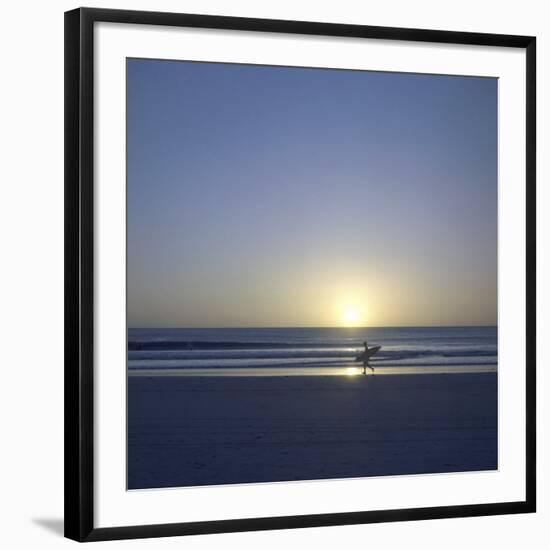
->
345;367;362;376
128;364;497;377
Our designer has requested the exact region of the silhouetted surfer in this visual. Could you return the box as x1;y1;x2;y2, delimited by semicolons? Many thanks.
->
362;341;375;375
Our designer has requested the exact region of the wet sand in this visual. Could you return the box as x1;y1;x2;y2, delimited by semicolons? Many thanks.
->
128;372;497;489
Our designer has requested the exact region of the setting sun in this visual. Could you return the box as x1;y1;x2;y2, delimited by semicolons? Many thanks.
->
342;306;363;326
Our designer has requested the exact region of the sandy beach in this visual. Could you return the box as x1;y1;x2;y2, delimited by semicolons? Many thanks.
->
128;372;497;489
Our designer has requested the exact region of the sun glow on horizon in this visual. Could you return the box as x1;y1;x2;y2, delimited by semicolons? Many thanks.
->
341;305;366;327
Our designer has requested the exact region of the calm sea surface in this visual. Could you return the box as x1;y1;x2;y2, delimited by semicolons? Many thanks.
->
127;326;497;376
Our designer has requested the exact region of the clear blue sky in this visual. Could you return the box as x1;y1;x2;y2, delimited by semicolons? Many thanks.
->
127;59;497;328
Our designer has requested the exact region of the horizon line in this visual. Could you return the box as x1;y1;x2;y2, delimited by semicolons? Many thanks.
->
128;324;498;330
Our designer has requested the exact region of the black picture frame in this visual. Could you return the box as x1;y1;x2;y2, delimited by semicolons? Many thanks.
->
65;7;536;542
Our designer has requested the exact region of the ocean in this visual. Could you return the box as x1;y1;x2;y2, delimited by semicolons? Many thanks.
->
127;326;497;376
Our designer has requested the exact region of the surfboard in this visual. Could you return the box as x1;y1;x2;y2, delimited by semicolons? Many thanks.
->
354;345;381;362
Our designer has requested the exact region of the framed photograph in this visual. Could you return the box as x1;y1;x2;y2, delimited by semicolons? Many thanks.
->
65;7;536;542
